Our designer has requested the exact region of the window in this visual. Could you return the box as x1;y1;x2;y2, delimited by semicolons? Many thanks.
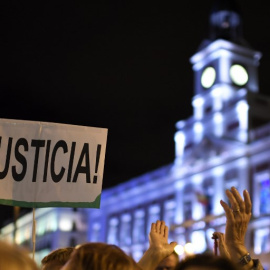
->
37;217;47;236
224;168;239;190
46;212;57;232
107;217;119;245
191;230;207;253
164;200;176;228
163;199;176;243
183;183;193;221
224;168;238;181
174;227;186;249
202;177;214;215
133;210;145;244
183;183;193;193
147;205;160;235
183;201;192;220
254;227;270;254
91;222;101;242
254;167;270;216
120;214;132;246
259;177;270;215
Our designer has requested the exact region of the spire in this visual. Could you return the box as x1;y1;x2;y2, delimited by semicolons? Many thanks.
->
198;0;250;50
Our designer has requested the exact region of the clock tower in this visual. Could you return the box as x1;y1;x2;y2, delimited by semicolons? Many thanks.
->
192;0;261;96
175;0;270;167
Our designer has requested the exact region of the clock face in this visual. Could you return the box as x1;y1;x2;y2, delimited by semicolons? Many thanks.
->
230;64;248;86
201;67;216;88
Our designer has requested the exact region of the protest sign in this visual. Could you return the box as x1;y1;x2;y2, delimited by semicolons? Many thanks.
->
0;118;108;209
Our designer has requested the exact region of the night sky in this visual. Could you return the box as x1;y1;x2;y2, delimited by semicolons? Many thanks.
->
1;0;270;227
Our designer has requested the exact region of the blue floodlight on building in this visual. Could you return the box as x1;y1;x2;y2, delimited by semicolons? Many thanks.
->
1;0;270;268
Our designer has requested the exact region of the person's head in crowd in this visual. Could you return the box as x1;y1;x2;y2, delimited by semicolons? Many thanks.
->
155;251;179;270
61;242;141;270
0;240;39;270
174;253;240;270
41;247;74;270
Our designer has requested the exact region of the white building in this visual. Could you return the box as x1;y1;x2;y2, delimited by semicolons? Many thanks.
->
0;207;88;264
1;0;270;268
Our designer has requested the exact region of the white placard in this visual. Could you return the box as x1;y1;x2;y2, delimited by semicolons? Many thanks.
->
0;118;108;208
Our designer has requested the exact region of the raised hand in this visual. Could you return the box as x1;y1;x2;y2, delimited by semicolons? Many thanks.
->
138;220;177;270
219;187;254;269
149;220;177;259
220;187;252;250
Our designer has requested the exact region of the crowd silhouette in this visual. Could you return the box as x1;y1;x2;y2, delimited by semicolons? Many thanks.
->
0;187;265;270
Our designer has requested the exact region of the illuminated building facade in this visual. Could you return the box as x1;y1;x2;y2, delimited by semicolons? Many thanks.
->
80;1;270;269
0;208;88;264
1;0;270;268
86;1;270;267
